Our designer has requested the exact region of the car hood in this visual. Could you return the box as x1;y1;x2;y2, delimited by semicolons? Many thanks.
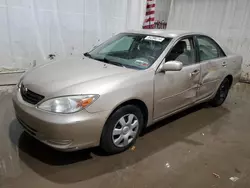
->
22;57;136;96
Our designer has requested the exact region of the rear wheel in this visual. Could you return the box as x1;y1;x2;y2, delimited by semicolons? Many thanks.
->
100;105;143;154
209;78;230;107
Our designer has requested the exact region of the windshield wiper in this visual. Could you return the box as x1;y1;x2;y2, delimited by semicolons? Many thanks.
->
84;52;92;58
103;58;125;67
94;57;125;68
84;54;126;68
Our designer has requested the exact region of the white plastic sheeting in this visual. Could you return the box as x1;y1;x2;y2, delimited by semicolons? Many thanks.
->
155;0;171;22
0;0;146;70
167;0;250;81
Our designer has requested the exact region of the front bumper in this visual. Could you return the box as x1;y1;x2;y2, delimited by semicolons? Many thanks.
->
13;88;110;151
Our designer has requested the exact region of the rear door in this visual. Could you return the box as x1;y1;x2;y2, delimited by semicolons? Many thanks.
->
195;35;228;101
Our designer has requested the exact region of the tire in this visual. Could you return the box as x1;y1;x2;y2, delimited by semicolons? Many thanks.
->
209;78;230;107
100;105;143;154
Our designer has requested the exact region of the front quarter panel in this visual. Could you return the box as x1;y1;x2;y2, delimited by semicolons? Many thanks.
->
86;69;155;125
54;69;155;126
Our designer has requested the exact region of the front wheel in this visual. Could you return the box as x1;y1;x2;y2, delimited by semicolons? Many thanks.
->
100;105;143;154
209;78;230;107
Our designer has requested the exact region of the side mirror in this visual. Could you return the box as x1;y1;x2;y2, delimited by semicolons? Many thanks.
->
161;61;183;72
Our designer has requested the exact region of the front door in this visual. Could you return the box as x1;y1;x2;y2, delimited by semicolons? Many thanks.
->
195;35;228;100
154;37;201;119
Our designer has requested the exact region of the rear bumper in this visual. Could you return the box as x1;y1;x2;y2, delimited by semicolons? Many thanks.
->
13;88;110;151
233;72;241;86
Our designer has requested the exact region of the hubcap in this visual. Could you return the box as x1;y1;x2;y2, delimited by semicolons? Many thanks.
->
122;126;129;134
112;114;139;147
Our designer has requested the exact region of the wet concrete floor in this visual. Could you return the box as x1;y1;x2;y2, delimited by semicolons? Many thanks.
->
1;83;250;188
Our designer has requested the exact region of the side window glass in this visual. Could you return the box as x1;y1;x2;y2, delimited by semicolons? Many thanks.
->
197;36;224;61
165;38;196;66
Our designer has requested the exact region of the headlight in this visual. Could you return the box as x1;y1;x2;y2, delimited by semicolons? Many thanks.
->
38;95;99;113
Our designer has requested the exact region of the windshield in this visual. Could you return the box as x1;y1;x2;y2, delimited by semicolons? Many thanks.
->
87;33;172;70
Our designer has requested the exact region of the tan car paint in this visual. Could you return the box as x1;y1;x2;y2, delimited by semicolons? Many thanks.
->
13;30;242;151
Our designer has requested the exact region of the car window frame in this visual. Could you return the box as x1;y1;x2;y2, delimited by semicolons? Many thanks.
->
164;35;198;67
194;35;226;63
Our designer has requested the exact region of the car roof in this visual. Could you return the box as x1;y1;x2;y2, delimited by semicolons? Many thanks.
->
126;29;205;38
125;29;232;55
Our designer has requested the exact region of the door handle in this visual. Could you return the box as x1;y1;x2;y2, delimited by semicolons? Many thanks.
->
191;69;200;76
222;62;227;67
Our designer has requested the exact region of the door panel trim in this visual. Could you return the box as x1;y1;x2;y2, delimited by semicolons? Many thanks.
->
158;85;199;102
201;78;220;85
152;89;215;123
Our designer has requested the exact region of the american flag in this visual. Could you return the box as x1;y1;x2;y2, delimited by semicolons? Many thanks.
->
143;0;156;29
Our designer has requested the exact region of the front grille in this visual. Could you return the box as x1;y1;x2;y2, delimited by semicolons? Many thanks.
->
20;84;44;105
